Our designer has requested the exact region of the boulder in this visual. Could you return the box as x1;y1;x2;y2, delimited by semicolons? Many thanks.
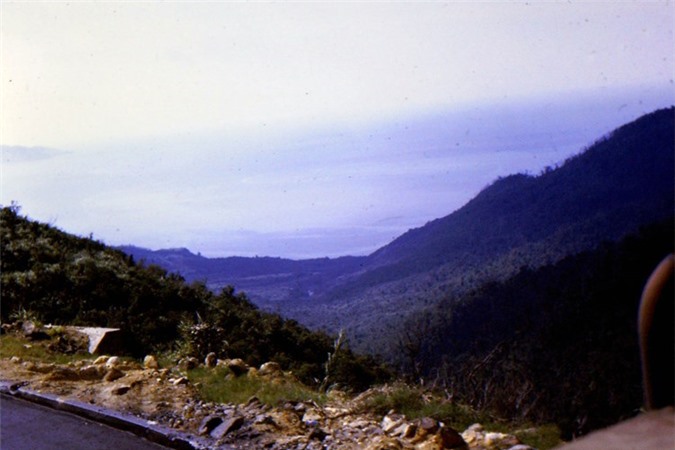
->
44;367;80;381
438;426;468;449
111;385;131;395
22;321;50;340
172;376;189;386
71;327;124;354
105;356;121;369
93;355;110;365
199;415;224;435
417;417;440;436
78;365;106;380
143;355;159;370
226;358;250;376
382;414;406;433
103;367;124;382
204;352;217;368
179;357;199;370
365;435;404;450
210;415;244;439
259;361;282;377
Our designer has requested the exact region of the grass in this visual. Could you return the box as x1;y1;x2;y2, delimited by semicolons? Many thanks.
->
187;366;326;406
514;423;564;450
360;383;563;450
0;334;91;365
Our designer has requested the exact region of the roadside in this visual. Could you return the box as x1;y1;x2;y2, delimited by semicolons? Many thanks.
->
0;327;554;449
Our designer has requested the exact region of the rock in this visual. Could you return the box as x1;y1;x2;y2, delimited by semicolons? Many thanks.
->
483;431;520;449
382;414;406;433
44;367;80;381
199;415;224;435
204;352;217;368
365;435;404;450
10;356;21;364
309;427;328;441
22;321;50;340
438;426;468;449
78;365;106;380
143;355;159;370
418;417;440;435
393;423;417;439
179;357;199;370
210;415;244;439
93;355;109;365
507;446;536;450
259;361;282;376
25;362;55;374
172;376;189;386
105;356;121;368
111;385;131;395
226;358;249;376
103;367;124;382
302;408;323;426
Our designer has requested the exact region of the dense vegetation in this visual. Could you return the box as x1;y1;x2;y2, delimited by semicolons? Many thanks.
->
403;219;673;439
0;204;388;391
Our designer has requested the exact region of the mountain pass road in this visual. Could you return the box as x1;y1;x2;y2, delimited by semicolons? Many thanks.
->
1;394;170;450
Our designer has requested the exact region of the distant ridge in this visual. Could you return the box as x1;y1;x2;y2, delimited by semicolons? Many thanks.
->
120;107;675;353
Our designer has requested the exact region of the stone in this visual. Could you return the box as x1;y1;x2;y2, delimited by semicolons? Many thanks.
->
78;365;106;380
507;446;536;450
259;361;282;376
204;352;217;368
93;355;109;365
172;376;188;386
302;408;323;426
227;358;249;376
143;355;159;370
418;417;440;435
105;356;121;368
483;431;520;448
309;427;328;441
22;321;49;340
210;415;245;439
199;415;224;435
365;435;404;450
382;414;406;433
111;385;131;395
71;326;124;354
393;423;417;439
103;367;124;382
45;367;80;381
179;357;199;370
438;426;468;449
9;356;21;364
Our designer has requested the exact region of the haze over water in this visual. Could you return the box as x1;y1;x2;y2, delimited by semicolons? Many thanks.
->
2;2;673;258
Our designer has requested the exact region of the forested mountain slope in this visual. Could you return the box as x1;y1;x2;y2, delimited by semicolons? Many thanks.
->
121;108;674;358
405;218;673;439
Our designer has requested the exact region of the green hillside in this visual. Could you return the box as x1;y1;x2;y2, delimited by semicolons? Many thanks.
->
0;205;387;390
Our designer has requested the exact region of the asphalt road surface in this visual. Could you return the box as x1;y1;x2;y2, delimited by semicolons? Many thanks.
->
0;394;170;450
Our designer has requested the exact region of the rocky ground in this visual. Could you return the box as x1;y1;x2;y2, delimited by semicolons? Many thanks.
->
0;327;536;450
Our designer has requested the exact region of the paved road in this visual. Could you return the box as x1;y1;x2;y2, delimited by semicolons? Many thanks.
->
0;394;170;450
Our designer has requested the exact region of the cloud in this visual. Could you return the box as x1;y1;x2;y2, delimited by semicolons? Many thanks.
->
1;146;68;163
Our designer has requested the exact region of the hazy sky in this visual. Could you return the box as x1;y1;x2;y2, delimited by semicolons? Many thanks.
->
2;2;673;258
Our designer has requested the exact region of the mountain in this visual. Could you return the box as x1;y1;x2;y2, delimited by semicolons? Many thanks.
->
406;218;673;438
121;107;674;356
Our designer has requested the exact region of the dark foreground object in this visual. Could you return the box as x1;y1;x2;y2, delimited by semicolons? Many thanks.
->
0;394;169;450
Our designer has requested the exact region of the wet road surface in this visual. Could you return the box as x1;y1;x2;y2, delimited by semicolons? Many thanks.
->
0;394;170;450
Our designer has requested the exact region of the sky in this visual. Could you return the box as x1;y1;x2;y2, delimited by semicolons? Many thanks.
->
1;1;674;258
